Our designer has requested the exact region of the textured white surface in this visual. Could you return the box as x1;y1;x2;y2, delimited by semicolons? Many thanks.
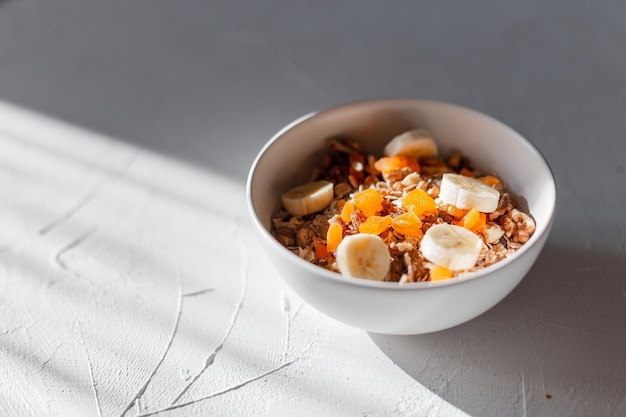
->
0;1;625;415
0;103;469;416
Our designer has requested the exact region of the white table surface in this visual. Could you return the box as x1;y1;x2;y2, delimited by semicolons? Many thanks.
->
0;1;625;416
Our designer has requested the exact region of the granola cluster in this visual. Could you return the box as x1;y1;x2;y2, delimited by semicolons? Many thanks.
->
271;137;536;283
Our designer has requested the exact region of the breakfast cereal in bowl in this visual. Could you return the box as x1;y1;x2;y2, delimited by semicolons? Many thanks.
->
272;129;535;283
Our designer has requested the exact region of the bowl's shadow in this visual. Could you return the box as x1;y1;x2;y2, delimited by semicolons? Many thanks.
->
369;244;626;417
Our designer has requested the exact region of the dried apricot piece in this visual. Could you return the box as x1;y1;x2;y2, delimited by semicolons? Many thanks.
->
430;265;452;281
404;156;421;173
459;167;475;177
314;241;328;259
353;188;384;217
374;155;420;174
373;157;393;174
477;175;501;188
456;208;487;232
391;212;423;238
359;215;392;235
445;204;468;219
341;201;355;223
402;188;438;218
326;222;344;252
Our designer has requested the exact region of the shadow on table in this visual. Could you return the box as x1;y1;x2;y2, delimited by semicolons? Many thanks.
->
369;244;626;417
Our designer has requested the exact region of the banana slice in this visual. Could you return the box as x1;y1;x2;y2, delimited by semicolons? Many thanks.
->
384;129;438;160
335;234;391;281
439;173;500;213
420;223;482;271
281;180;334;216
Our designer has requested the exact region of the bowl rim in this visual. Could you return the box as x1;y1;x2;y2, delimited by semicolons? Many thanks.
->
246;98;557;291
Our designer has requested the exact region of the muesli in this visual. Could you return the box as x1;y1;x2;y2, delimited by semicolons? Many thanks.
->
271;129;535;283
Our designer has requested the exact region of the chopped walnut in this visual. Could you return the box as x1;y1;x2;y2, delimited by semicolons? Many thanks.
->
482;223;505;244
296;228;315;247
489;192;513;221
273;227;296;247
510;209;536;243
334;182;353;198
401;172;421;186
501;216;516;238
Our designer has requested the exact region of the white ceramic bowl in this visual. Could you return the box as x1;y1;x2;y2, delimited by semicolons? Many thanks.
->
247;99;556;335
